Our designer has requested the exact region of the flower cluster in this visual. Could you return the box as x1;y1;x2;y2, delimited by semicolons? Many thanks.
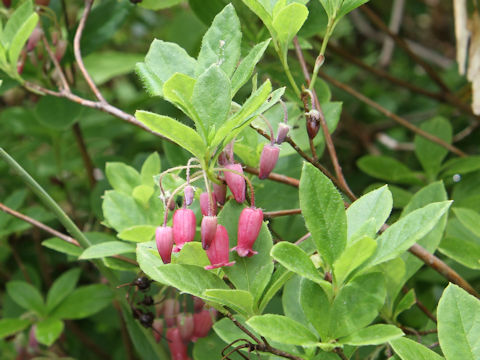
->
154;138;278;269
154;297;216;360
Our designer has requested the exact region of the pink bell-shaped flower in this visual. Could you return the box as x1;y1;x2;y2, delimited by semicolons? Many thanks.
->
193;296;205;313
155;226;173;264
205;225;235;270
201;216;217;250
162;298;180;327
184;185;194;206
233;207;263;257
152;319;164;343
172;209;196;252
276;123;290;144
176;313;195;342
224;163;245;203
213;182;227;205
259;144;280;180
192;309;213;341
167;327;190;360
200;192;217;216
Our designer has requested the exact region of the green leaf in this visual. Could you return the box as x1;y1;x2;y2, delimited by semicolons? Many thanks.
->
135;111;207;160
211;80;273;149
42;237;82;257
231;39;270;95
271;242;331;290
317;0;337;18
46;268;82;313
272;3;308;50
0;318;31;339
3;1;33;47
282;276;313;331
50;284;113;320
172;242;210;267
6;281;45;315
394;289;416;320
136;39;196;97
8;12;38;74
140;152;161;187
258;266;293;312
334;236;377;285
438;284;480;360
203;289;255;316
300;279;331;340
192;65;231;135
390;337;445;360
132;184;154;206
337;0;370;20
246;314;318;345
453;207;480;238
346;185;392;240
441;156;480;177
357;156;423;185
300;162;347;267
439;236;480;270
83;51;144;85
331;272;386;339
163;73;200;126
367;201;452;267
35;318;64;347
79;241;136;260
102;191;148;232
141;262;228;298
242;0;275;35
106;162;142;194
218;201;274;304
118;225;156;243
196;4;242;78
35;96;84;130
139;0;183;10
338;324;403;346
414;117;452;179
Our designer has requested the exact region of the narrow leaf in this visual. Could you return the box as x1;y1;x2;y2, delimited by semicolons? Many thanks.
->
6;281;45;315
79;241;136;260
338;324;403;346
390;337;445;360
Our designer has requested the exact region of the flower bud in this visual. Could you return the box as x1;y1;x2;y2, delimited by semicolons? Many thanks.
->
200;192;217;216
205;225;235;270
176;313;194;342
184;185;194;206
54;39;67;62
152;319;164;343
213;183;227;205
172;209;196;252
27;27;43;52
306;109;321;139
233;207;263;257
163;299;180;327
201;216;217;250
155;226;173;264
192;309;213;341
167;327;190;360
168;198;176;211
193;297;205;313
224;163;245;203
276;123;290;144
2;0;11;8
259;144;280;180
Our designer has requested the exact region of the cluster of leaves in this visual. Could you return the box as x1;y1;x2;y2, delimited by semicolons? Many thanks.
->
1;0;480;360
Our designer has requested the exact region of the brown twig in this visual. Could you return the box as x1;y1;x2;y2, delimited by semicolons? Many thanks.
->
264;209;302;218
360;6;450;93
244;166;299;188
41;34;70;92
401;286;437;323
72;123;96;188
0;202;138;266
409;244;479;298
73;0;106;103
318;71;468;157
333;348;349;360
293;37;356;201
